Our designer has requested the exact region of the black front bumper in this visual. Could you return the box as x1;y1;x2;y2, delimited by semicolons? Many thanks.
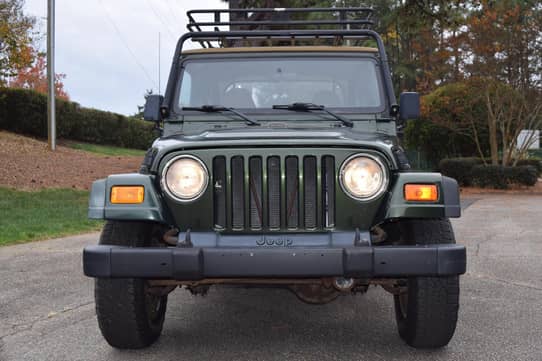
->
83;243;466;280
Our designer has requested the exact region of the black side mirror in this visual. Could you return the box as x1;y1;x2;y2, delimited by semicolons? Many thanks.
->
143;95;164;122
399;92;420;121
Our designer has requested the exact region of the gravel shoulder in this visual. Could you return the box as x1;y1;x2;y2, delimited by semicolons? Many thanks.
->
1;194;541;361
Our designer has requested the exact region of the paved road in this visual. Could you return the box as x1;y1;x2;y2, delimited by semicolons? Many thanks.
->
1;195;541;361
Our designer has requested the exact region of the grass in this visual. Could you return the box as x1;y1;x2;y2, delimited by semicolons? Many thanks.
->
67;142;146;157
0;187;103;246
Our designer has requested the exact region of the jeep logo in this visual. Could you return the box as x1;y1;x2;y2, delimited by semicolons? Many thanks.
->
257;237;293;247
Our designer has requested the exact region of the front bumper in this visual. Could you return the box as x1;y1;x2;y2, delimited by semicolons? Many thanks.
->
83;242;466;280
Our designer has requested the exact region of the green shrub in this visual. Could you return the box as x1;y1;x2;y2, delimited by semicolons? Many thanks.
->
516;159;542;176
404;79;493;169
440;157;540;187
0;87;155;150
439;157;483;186
504;166;539;186
471;165;538;189
470;165;507;188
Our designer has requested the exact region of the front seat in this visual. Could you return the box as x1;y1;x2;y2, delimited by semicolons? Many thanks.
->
223;88;255;108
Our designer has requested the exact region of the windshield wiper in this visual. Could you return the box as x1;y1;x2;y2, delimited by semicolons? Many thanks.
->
182;105;260;126
272;102;353;128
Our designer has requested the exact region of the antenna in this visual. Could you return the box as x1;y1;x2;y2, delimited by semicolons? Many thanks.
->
158;32;161;95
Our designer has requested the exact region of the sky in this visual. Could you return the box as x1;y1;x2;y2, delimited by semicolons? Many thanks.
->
24;0;226;115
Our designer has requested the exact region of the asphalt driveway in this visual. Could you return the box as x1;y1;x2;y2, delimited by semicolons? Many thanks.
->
1;194;541;361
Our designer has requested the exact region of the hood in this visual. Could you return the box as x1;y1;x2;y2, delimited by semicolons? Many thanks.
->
149;127;400;173
161;126;395;144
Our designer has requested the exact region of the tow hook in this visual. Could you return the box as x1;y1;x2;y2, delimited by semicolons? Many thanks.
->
162;228;193;247
162;228;178;246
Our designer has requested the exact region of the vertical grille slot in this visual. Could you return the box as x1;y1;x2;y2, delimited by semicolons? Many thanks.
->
303;156;317;229
231;156;245;230
285;157;299;229
249;157;263;229
267;156;281;229
322;156;335;228
213;156;227;229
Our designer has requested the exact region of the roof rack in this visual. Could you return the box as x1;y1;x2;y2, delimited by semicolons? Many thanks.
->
187;8;374;48
162;8;397;113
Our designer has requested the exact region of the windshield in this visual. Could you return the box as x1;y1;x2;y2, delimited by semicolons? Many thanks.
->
177;57;384;111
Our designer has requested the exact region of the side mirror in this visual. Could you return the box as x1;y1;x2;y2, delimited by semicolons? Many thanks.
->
143;95;164;122
399;92;420;121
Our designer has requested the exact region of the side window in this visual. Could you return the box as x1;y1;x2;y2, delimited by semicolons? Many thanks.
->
179;70;192;107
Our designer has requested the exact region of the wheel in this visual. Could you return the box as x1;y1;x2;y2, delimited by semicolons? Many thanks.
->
393;219;460;349
95;221;168;349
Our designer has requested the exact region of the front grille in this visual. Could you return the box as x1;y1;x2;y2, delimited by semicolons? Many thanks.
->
213;155;336;231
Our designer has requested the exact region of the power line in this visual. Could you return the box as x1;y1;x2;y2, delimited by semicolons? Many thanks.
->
165;0;186;32
166;0;185;25
145;0;177;41
98;0;157;88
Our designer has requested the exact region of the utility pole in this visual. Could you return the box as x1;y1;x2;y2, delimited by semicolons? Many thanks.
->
158;32;161;94
47;0;56;151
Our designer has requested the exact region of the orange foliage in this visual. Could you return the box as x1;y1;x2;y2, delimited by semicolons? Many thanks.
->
464;1;538;89
10;52;69;100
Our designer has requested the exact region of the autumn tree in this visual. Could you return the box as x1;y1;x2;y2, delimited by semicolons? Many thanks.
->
464;0;542;91
0;0;36;84
10;50;69;100
459;1;542;164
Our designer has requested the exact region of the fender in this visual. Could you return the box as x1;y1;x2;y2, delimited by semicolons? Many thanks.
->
381;173;460;220
88;173;170;223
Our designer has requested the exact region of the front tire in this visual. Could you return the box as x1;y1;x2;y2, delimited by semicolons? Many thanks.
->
95;221;168;349
393;219;460;349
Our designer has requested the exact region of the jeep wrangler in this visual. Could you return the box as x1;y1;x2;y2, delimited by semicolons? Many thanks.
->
83;8;466;350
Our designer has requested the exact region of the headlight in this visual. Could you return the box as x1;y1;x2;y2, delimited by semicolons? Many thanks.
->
339;154;388;201
162;155;208;201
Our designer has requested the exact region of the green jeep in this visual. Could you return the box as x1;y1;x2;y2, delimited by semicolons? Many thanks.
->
83;8;466;350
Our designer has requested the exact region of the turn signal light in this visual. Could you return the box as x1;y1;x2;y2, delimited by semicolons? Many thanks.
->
404;184;438;202
110;186;145;204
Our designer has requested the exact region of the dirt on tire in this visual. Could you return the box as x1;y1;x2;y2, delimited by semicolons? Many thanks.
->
0;131;144;191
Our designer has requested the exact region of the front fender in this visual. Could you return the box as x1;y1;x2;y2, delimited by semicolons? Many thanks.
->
382;173;460;220
88;174;170;224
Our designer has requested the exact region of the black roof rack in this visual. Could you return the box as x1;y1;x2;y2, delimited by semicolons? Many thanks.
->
162;8;397;114
187;8;374;48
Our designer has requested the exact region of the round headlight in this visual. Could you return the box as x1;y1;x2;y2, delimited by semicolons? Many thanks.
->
162;155;208;201
339;154;388;201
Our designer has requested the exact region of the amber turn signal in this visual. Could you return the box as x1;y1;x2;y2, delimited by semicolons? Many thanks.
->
110;186;145;204
404;184;438;202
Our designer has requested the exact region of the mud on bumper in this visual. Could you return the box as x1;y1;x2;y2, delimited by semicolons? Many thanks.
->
83;235;466;280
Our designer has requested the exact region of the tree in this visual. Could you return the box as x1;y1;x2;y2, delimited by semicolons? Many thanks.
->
459;1;542;164
464;0;542;91
0;0;36;83
10;50;69;100
420;78;542;166
420;79;489;162
484;82;542;166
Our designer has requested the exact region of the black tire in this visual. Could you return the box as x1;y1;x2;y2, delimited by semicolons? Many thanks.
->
393;219;460;349
95;221;168;349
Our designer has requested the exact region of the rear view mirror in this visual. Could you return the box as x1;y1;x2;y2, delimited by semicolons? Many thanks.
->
143;95;164;122
399;92;420;121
